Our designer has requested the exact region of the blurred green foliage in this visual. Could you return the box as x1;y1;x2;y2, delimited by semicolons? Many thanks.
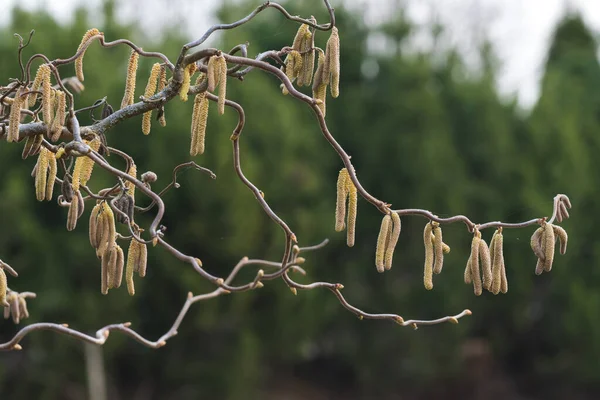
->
0;1;599;399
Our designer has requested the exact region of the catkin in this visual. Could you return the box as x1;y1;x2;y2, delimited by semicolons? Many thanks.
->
375;215;391;273
121;50;139;109
8;87;24;143
142;63;161;135
0;268;7;307
553;225;568;255
35;147;50;201
157;64;167;126
464;255;472;284
325;26;340;97
470;230;482;296
101;246;110;295
479;238;492;291
106;245;118;289
89;203;102;248
114;245;124;289
432;223;444;274
137;242;148;278
179;63;195;102
97;202;116;256
491;229;504;295
335;168;349;231
296;20;315;87
28;65;46;107
215;56;227;115
66;195;79;231
75;28;101;82
423;222;434;290
40;64;53;127
190;92;209;156
530;227;545;260
543;222;555;272
72;137;101;191
125;162;137;201
312;49;328;116
384;212;401;270
346;178;357;247
126;238;139;296
46;151;57;200
50;90;66;142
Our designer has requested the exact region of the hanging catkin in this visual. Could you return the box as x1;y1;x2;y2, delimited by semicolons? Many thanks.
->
75;28;101;82
423;222;434;290
141;63;161;135
120;50;139;109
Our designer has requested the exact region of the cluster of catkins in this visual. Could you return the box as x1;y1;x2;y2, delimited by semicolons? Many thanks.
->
334;169;571;295
282;22;340;117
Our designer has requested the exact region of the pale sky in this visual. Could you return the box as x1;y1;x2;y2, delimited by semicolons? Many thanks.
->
2;0;600;108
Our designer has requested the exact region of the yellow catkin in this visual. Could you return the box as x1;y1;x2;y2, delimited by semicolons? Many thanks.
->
125;162;137;200
0;268;7;307
491;229;504;295
530;227;545;260
375;215;391;273
543;222;555;272
142;63;161;135
190;93;209;156
121;50;139;109
35;147;50;201
106;245;118;289
314;83;327;117
282;51;303;95
50;90;66;142
470;230;482;296
335;168;349;231
384;212;401;270
89;203;102;248
72;137;101;191
285;50;302;82
28;65;46;107
346;178;357;247
500;256;508;294
46;151;57;200
291;23;309;85
157;64;167;126
97;202;116;256
114;244;124;289
326;27;340;98
423;222;434;290
137;242;148;278
207;56;219;92
464;255;472;284
40;64;53;128
126;239;139;296
101;245;110;295
432;223;444;274
8;87;23;143
479;238;492;291
312;49;328;116
217;56;227;115
295;21;315;87
179;63;195;102
75;28;101;82
66;195;79;231
553;225;568;255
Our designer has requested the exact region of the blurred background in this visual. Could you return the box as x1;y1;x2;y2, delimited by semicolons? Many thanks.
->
0;0;599;398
